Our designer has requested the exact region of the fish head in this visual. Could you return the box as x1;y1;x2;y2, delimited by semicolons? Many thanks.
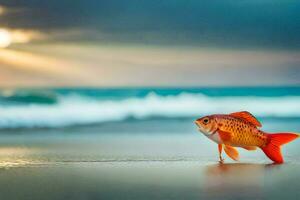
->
195;115;218;136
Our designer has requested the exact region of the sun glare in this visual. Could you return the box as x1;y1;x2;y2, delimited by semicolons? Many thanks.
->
0;6;5;15
0;29;12;48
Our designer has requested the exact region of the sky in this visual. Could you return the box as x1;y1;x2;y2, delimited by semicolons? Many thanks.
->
0;0;299;87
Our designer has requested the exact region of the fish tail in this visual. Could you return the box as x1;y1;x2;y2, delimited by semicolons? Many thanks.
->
261;133;299;164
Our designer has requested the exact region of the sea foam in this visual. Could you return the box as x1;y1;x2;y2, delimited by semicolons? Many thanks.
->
0;92;299;128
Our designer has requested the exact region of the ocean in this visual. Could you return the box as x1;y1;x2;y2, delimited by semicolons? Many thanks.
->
1;87;300;128
0;87;299;200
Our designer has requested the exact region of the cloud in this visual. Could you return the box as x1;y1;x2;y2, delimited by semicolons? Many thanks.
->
2;43;300;87
0;1;299;87
0;1;300;49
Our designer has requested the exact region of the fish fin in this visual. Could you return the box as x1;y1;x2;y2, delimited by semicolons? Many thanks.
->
229;111;262;127
261;133;299;163
242;146;257;151
218;130;232;142
218;144;224;162
224;145;240;161
218;144;223;154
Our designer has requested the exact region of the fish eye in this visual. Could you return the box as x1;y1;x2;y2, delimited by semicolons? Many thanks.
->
203;118;209;124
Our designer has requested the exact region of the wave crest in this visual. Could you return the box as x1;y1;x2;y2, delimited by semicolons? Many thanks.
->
0;92;300;128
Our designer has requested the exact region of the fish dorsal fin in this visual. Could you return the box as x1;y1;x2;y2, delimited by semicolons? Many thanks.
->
229;111;262;127
224;145;239;161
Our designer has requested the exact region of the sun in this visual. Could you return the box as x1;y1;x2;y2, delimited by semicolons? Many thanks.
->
0;29;12;48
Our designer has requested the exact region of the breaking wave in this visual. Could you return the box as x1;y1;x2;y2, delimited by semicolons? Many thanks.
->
0;92;300;128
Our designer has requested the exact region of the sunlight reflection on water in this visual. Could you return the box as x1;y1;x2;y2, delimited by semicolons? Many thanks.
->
0;147;42;169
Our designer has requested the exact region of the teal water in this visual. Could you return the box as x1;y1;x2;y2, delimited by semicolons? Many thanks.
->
0;87;300;129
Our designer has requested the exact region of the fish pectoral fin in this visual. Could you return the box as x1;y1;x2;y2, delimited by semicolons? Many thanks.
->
218;130;232;142
242;146;257;151
224;145;240;161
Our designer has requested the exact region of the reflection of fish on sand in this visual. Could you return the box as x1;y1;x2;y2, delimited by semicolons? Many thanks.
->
195;111;299;163
203;163;276;199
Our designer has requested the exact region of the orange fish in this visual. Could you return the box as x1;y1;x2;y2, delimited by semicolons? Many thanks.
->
195;111;299;163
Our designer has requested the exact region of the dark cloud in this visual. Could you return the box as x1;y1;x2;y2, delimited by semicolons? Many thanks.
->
0;0;300;49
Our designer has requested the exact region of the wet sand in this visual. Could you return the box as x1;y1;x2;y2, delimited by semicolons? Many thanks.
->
0;160;299;200
0;119;299;200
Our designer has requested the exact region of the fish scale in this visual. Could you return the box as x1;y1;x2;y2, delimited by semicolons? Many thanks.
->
217;116;267;147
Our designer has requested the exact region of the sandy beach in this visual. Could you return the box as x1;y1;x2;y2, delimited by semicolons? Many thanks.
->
0;118;299;200
0;159;299;200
